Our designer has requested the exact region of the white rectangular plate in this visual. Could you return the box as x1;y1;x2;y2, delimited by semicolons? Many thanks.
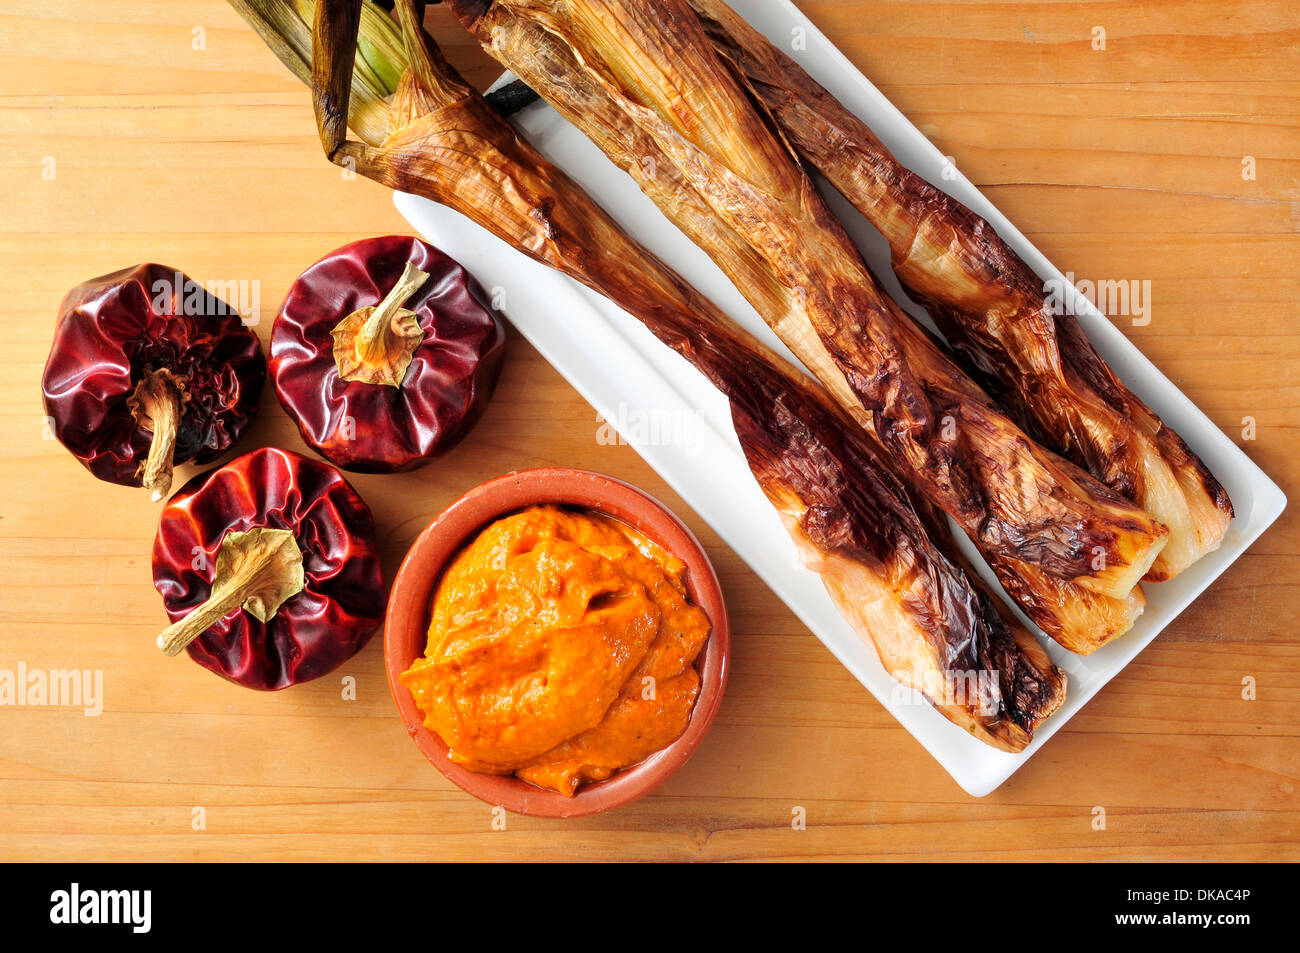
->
395;0;1286;795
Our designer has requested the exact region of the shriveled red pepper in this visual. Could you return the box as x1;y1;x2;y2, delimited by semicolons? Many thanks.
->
151;447;385;690
42;263;265;500
270;235;506;472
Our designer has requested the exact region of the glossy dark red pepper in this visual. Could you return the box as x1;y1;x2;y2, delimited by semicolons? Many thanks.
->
42;263;265;499
270;235;506;472
152;447;385;690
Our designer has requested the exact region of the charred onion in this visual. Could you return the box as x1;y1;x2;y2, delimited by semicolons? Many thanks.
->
686;0;1232;581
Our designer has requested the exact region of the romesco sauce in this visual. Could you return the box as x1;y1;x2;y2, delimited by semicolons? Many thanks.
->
400;505;711;796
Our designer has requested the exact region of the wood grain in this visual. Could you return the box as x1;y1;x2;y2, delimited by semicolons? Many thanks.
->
0;0;1296;861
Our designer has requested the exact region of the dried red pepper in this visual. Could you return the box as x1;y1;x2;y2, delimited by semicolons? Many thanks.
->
42;263;265;500
270;235;506;472
152;447;385;690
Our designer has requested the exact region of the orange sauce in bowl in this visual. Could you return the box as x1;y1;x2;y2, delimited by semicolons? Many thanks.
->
399;504;712;796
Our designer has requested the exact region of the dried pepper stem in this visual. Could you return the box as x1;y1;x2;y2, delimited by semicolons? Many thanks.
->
332;260;430;387
128;369;187;502
155;527;305;656
356;261;429;362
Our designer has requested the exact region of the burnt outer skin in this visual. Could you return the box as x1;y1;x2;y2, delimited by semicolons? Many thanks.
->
303;12;1064;745
688;0;1232;577
152;447;385;690
728;357;1066;743
42;263;265;487
270;235;506;472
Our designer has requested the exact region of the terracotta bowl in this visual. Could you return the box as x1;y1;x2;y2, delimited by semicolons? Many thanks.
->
384;467;730;818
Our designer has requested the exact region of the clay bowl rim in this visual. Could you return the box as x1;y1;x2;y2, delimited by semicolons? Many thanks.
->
383;466;731;818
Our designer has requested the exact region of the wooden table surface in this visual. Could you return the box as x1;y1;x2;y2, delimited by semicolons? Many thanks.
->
2;1;1296;862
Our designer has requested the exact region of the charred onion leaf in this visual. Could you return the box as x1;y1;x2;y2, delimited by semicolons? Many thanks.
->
485;78;540;115
687;0;1231;582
